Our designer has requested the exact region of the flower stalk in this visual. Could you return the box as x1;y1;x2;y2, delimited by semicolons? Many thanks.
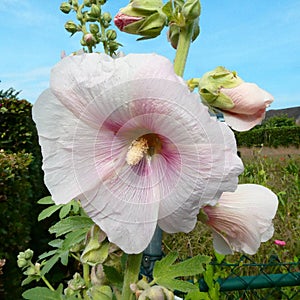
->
173;21;195;77
121;253;143;300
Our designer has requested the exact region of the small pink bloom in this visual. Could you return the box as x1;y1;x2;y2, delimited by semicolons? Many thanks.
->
203;184;278;255
274;239;286;246
114;12;143;31
221;82;274;132
33;53;243;253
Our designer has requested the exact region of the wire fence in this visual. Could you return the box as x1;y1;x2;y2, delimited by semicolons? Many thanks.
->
199;255;300;300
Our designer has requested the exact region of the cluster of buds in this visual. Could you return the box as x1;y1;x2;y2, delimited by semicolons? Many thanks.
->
60;0;121;55
114;0;201;47
165;0;201;49
130;279;174;300
64;273;86;297
17;249;41;277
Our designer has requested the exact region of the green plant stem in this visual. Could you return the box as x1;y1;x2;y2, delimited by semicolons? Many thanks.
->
121;253;143;300
41;275;55;291
173;21;195;77
83;263;90;287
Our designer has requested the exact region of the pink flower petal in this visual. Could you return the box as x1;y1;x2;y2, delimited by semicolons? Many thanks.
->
203;184;278;255
221;82;274;131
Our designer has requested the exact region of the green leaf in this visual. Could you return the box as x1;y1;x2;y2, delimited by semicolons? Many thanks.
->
22;287;63;300
40;253;61;275
153;252;211;293
37;196;54;205
49;216;94;237
103;265;123;287
59;203;72;219
63;228;88;249
21;275;40;286
185;290;210;300
38;204;63;221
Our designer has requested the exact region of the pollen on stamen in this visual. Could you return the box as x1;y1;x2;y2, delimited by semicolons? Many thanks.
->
126;138;149;166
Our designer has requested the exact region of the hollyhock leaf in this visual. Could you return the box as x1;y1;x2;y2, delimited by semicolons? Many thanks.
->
153;252;210;292
38;204;63;221
22;287;63;300
49;216;94;237
34;53;244;253
37;196;54;205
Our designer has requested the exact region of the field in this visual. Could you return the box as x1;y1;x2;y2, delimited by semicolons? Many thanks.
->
163;146;300;263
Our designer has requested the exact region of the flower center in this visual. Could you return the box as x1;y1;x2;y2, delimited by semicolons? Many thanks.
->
126;133;162;166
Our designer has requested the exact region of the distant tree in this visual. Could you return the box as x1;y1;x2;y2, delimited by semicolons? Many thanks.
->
261;114;295;128
0;81;21;100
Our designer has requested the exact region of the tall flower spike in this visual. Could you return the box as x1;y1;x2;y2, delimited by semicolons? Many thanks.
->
33;53;244;253
202;184;278;255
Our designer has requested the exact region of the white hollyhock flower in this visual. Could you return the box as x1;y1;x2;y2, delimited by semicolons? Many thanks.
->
33;53;243;253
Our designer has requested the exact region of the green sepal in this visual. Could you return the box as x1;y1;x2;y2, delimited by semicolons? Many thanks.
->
88;285;113;300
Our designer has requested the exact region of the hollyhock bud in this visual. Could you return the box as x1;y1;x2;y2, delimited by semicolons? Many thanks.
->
198;66;274;131
89;4;101;18
89;23;100;34
138;285;174;300
106;29;117;40
182;0;201;22
114;0;166;39
65;21;79;35
81;225;109;265
83;33;96;46
60;2;72;14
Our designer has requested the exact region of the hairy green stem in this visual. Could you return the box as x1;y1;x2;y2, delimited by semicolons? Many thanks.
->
121;253;143;300
173;21;195;77
42;275;55;291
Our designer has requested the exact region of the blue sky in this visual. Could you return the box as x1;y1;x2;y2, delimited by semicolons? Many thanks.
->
1;0;299;109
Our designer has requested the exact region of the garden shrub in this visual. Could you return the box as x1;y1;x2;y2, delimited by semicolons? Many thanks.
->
235;126;300;148
0;97;49;298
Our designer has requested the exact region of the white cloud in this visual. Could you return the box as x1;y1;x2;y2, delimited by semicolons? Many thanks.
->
0;66;51;103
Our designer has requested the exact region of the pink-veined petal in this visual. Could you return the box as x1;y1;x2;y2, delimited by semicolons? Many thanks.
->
34;53;244;253
203;184;278;255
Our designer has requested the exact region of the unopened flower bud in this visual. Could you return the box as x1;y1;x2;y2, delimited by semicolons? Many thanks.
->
65;21;80;35
81;225;109;265
198;66;274;131
108;41;120;53
114;0;166;39
89;23;100;34
24;249;34;260
83;33;96;46
67;272;85;291
17;258;28;268
102;12;112;23
182;0;201;22
198;66;243;110
24;266;36;276
167;23;180;49
90;264;105;286
89;4;101;18
138;285;174;300
60;2;72;14
106;29;117;40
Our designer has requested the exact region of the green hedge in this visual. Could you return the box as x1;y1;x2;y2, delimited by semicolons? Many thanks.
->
0;150;33;256
0;98;49;298
235;126;300;148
